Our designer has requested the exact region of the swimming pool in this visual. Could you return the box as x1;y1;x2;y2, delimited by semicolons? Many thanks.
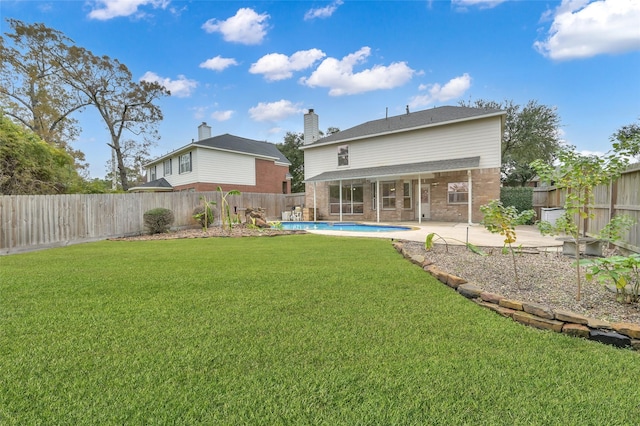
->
280;221;412;232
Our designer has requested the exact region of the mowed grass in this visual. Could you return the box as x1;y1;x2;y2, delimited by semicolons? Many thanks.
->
1;235;639;425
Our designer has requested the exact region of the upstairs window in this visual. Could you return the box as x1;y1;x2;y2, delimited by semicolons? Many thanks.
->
179;152;192;174
164;159;172;176
338;145;349;166
149;166;157;181
448;182;469;204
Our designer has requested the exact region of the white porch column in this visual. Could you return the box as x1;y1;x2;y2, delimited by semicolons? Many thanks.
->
418;176;422;224
339;180;343;222
467;169;473;225
313;182;317;221
376;179;380;223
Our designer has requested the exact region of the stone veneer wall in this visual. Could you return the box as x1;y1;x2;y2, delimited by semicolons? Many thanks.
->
392;241;640;351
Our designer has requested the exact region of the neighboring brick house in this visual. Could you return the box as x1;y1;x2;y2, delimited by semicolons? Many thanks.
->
131;123;292;194
300;106;504;223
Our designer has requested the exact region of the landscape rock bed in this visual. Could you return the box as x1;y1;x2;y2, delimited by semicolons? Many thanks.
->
394;240;640;351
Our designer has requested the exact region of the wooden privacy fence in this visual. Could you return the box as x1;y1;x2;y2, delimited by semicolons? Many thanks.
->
0;192;305;254
532;163;640;253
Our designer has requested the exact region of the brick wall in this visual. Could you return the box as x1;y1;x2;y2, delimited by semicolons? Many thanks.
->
304;167;501;222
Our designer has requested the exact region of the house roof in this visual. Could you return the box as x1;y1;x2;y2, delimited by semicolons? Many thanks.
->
304;156;481;182
148;133;291;166
128;177;173;192
301;105;504;148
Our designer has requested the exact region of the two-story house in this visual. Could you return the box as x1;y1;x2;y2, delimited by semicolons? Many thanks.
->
131;123;292;194
300;106;504;223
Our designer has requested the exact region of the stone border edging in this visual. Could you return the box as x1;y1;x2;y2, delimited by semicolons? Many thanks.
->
392;241;640;351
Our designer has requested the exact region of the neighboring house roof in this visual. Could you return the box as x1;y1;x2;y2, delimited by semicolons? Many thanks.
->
302;105;504;148
148;133;290;166
128;177;173;192
305;156;481;182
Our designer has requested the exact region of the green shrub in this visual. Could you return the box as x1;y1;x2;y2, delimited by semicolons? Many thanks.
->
192;205;215;228
143;208;174;234
500;187;533;223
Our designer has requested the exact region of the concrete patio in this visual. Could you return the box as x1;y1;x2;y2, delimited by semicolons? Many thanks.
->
305;221;564;250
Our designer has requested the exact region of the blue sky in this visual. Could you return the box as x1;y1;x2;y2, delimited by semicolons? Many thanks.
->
2;0;639;178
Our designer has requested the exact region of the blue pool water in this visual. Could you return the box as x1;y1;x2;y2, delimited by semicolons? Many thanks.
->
280;221;411;232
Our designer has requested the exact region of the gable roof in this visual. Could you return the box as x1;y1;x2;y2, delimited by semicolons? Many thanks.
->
195;134;290;164
148;133;290;165
128;177;173;192
302;105;504;148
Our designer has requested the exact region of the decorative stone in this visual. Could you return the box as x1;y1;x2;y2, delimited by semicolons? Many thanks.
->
554;309;589;325
446;274;467;289
476;301;515;318
587;318;612;330
499;299;523;311
457;283;483;299
480;292;503;304
392;242;403;253
562;323;590;338
410;254;425;266
522;302;555;320
611;322;640;339
631;340;640;351
512;311;564;332
588;330;631;348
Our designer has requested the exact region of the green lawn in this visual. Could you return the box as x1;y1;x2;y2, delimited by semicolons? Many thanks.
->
1;234;638;424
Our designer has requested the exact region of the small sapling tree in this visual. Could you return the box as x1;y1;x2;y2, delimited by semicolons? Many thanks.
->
193;195;216;231
531;135;639;300
480;200;535;288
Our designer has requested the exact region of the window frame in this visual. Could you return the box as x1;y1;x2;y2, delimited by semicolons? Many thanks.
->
381;182;396;210
149;165;157;181
329;183;363;215
164;159;172;176
403;181;413;209
337;144;349;167
447;181;469;204
179;152;192;174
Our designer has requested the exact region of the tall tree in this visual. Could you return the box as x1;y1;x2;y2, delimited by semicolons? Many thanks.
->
0;19;89;166
57;46;169;191
277;127;340;193
277;132;305;193
460;99;562;186
0;114;84;194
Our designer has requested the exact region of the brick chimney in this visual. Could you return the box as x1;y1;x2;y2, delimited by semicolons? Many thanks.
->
198;122;212;140
303;109;319;145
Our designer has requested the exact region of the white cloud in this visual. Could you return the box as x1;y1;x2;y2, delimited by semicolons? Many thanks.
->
534;0;640;60
202;8;269;45
250;49;326;81
300;47;415;96
199;56;239;71
248;100;303;122
408;73;472;107
140;71;198;98
211;110;234;121
452;0;507;10
304;0;343;20
88;0;170;20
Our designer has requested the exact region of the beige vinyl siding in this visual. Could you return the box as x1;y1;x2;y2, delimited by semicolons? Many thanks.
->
195;149;255;186
304;117;501;180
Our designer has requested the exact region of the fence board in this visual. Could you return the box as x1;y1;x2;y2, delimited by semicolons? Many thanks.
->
0;192;305;254
531;164;639;253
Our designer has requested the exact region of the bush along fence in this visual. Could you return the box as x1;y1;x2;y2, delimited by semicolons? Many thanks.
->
0;192;305;254
392;241;640;351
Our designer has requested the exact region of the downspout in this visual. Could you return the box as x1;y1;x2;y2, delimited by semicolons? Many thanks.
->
467;169;473;225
